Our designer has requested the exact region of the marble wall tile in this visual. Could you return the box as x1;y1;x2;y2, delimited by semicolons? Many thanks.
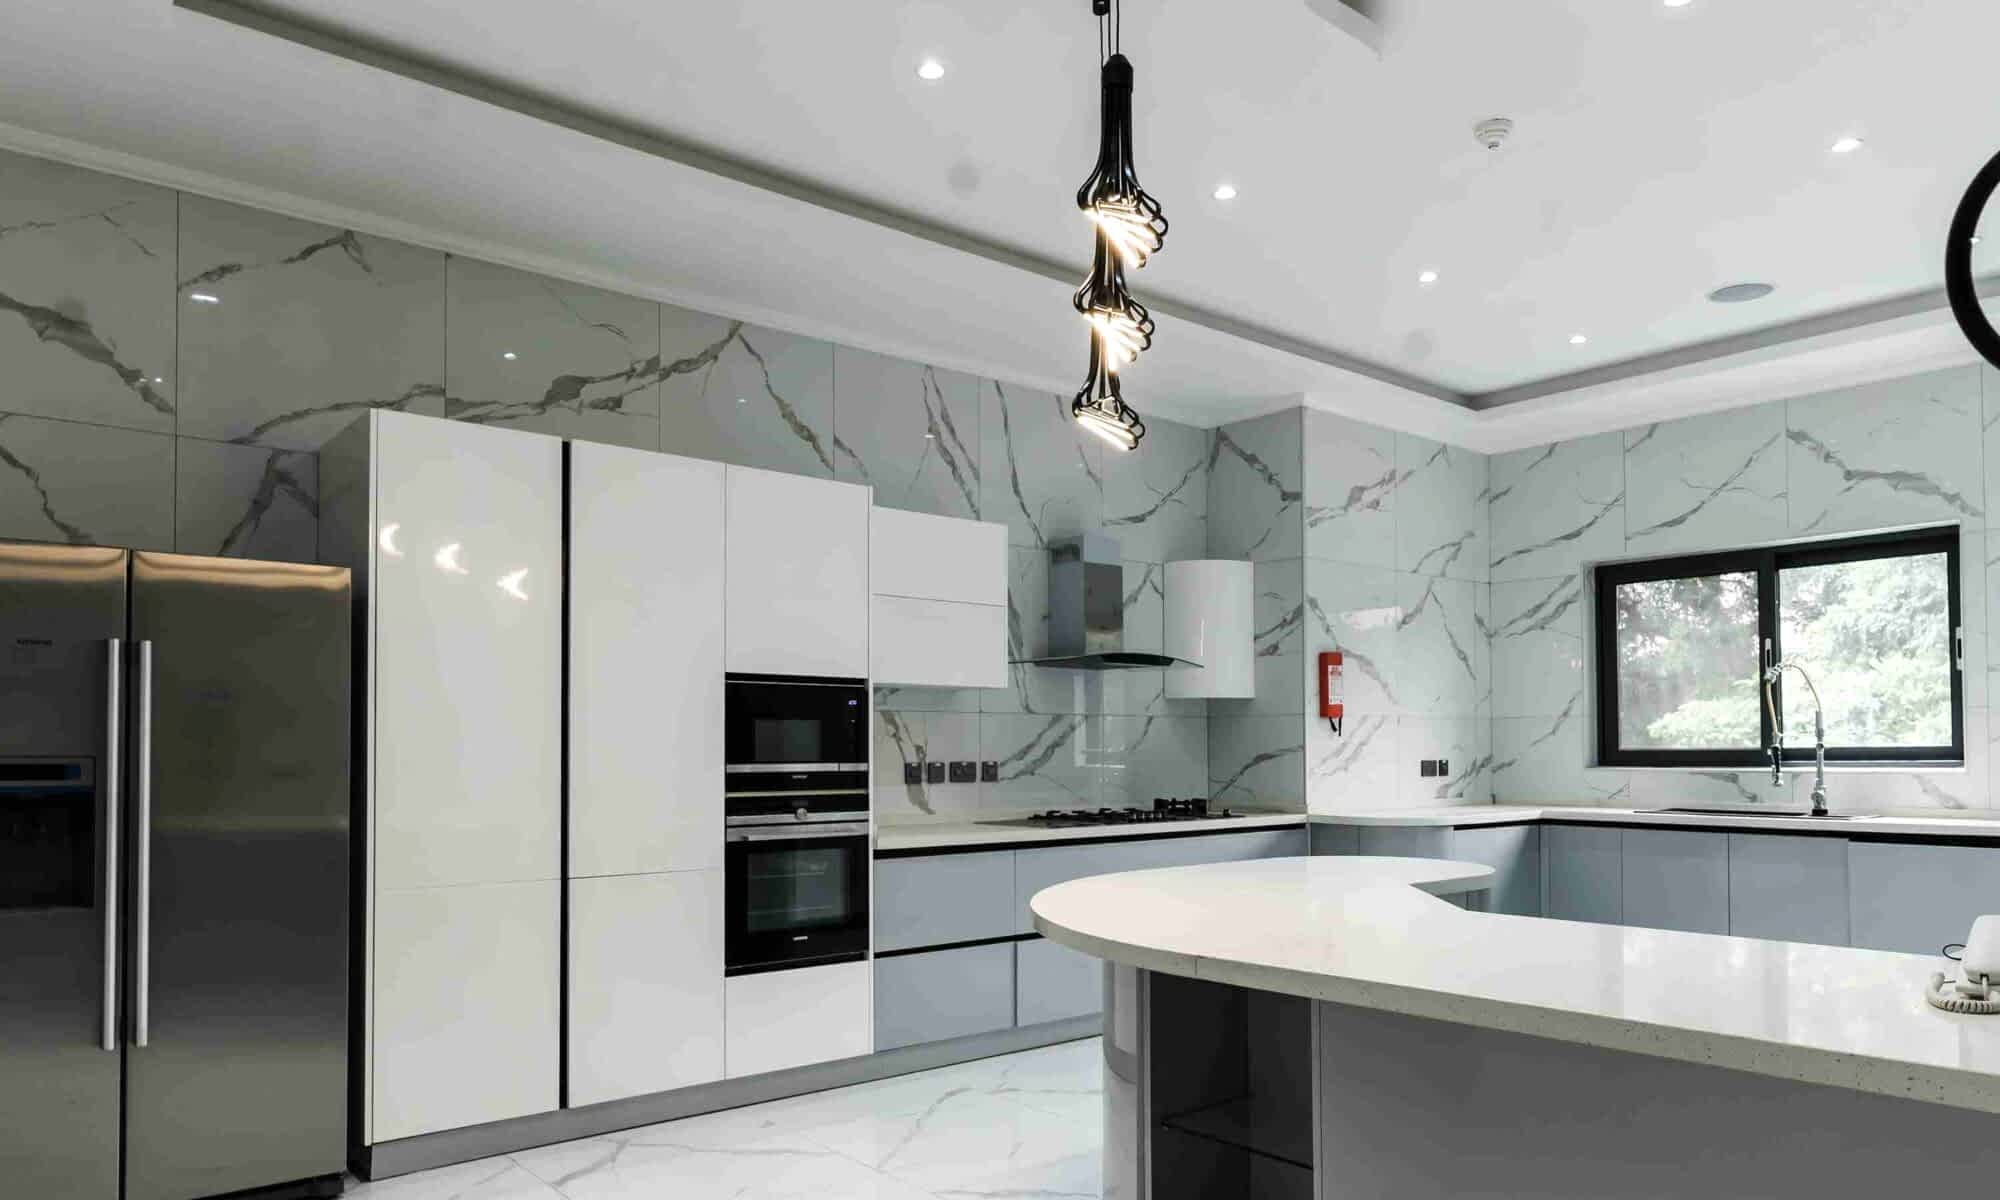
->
1101;414;1209;562
1098;715;1208;807
1394;434;1488;582
1303;409;1397;568
1489;575;1585;719
1302;559;1401;716
657;305;835;477
980;713;1098;810
832;347;979;519
1489;431;1624;582
1207;408;1301;560
1786;366;1984;534
1624;403;1787;555
978;379;1102;549
873;710;982;821
443;257;659;450
0;149;175;433
0;414;172;550
1396;716;1490;806
176;196;444;451
1208;714;1304;810
1102;560;1205;718
1491;706;1631;806
872;683;980;714
173;437;317;562
1393;572;1483;717
1962;529;1986;712
984;545;1092;716
1305;712;1397;814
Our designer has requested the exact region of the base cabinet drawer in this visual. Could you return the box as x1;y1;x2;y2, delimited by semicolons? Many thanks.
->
1016;937;1102;1026
725;960;871;1078
874;945;1016;1051
876;851;1015;952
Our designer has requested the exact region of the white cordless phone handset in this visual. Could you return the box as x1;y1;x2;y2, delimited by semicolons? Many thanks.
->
1927;915;2000;1014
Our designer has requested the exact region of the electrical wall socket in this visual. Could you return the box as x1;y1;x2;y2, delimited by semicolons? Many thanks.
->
948;760;977;783
903;762;923;786
925;761;946;785
981;761;1000;783
1419;759;1439;778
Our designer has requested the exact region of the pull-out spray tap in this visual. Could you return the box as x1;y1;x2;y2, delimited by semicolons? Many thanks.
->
1763;659;1829;817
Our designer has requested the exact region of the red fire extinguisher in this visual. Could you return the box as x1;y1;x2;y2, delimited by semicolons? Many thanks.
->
1319;651;1343;735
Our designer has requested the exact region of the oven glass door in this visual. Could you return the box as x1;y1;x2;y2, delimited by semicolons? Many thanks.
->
725;675;867;770
725;829;869;974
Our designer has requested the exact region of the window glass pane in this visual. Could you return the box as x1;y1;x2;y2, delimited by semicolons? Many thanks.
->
1778;552;1951;747
1614;571;1762;749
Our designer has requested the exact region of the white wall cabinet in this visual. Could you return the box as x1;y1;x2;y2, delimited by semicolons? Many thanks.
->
869;508;1006;605
570;443;725;877
725;960;872;1078
724;467;870;677
568;870;725;1106
371;881;559;1142
870;595;1006;688
868;508;1006;689
1165;560;1254;699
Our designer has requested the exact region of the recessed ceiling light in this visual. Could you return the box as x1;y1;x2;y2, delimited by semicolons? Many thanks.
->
1212;183;1238;201
1418;269;1439;285
1569;334;1589;346
917;58;945;81
188;292;219;304
1830;136;1864;155
502;351;518;360
1708;282;1775;304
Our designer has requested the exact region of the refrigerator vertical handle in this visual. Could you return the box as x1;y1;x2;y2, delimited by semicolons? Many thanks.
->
101;638;122;1054
134;639;153;1049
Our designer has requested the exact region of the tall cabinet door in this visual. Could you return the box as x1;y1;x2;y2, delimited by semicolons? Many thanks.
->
724;467;870;678
126;555;351;1200
371;412;563;889
569;443;724;877
0;545;127;1200
366;412;562;1142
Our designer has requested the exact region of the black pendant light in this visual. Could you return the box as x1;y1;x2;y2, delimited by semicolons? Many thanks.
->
1070;0;1163;453
1947;148;2000;370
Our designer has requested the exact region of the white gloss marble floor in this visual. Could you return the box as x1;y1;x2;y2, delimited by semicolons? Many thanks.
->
347;1037;1103;1200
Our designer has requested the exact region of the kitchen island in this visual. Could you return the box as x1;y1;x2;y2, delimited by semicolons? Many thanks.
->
1032;856;2000;1199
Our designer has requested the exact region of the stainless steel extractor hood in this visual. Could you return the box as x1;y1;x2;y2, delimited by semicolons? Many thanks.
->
1013;533;1201;671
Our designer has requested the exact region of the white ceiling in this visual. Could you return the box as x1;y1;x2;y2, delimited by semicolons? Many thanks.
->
3;0;1999;449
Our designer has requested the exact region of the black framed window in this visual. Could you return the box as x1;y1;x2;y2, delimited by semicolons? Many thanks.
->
1595;527;1963;768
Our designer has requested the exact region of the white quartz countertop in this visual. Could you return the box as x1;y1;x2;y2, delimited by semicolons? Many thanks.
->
874;812;1306;853
1031;856;2000;1114
1312;805;2000;838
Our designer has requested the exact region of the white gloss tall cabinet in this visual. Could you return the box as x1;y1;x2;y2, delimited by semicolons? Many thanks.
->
567;443;727;1106
321;411;563;1146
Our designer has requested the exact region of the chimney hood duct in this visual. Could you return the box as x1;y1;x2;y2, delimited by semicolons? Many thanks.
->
1014;533;1201;671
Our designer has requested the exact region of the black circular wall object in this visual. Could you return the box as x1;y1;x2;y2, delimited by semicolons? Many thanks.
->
1946;147;2000;370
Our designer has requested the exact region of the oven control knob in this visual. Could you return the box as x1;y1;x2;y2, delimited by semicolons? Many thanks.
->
795;806;810;821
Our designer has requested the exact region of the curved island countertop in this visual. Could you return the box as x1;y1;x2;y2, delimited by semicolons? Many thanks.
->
1031;855;2000;1114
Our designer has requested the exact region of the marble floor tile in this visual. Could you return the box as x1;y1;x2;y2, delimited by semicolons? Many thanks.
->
348;1039;1106;1200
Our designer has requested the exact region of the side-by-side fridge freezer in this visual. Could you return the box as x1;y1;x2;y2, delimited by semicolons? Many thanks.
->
0;543;350;1200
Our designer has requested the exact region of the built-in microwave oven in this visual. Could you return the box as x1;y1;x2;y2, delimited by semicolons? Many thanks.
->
724;673;868;773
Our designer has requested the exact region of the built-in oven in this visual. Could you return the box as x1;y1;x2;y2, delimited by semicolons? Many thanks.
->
725;673;868;773
724;673;871;976
724;800;870;976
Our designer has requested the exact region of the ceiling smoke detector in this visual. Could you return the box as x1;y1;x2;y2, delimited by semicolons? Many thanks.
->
1473;117;1515;151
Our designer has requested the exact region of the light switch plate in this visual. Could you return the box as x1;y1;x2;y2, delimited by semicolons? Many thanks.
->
925;761;947;785
981;761;1000;783
948;760;977;784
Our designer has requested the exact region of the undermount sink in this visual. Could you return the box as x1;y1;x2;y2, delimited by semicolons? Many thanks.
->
1639;807;1872;821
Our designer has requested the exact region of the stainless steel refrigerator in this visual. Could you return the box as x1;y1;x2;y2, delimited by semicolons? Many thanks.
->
0;544;351;1200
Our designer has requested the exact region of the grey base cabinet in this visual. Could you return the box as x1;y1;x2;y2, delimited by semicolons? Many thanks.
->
875;944;1016;1052
1542;825;1623;925
1848;842;2000;955
1016;938;1102;1026
1621;829;1729;934
1728;835;1849;946
1322;823;1541;917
